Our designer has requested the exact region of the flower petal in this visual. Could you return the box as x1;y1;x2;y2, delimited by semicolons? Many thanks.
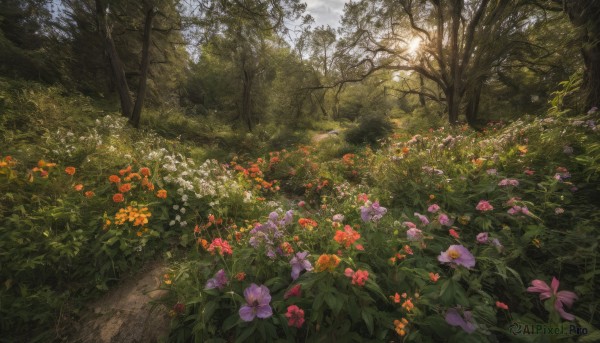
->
555;300;576;321
550;277;560;294
256;304;273;319
239;305;255;321
557;290;577;308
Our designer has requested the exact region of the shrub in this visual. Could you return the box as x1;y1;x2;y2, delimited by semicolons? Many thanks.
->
345;115;393;146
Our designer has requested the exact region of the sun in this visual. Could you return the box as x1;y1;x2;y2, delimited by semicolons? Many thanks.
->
408;37;422;54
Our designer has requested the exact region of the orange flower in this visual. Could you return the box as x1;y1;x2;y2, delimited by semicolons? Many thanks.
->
334;225;360;248
402;298;414;311
315;254;341;272
139;167;151;177
119;183;132;193
394;318;409;336
112;193;124;203
84;191;95;198
298;218;318;230
65;166;76;175
109;175;121;183
74;184;84;191
429;272;440;282
119;165;132;176
156;189;167;199
235;272;246;281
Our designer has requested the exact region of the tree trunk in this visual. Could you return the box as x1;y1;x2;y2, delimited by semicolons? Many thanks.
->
95;0;133;118
447;87;460;125
241;70;253;131
564;1;600;110
466;83;482;128
130;5;155;128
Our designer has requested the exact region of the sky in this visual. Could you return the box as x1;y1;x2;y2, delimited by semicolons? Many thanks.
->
304;0;347;28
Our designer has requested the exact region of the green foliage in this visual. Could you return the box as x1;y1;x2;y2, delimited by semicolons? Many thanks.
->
345;115;393;146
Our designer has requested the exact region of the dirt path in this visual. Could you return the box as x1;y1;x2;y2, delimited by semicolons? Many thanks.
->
312;131;341;143
69;261;171;343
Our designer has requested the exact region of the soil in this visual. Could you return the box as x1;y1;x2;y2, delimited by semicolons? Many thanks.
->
68;261;171;343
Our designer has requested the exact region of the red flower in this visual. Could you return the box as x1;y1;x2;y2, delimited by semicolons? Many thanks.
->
334;225;360;248
65;166;76;175
109;175;121;183
284;284;302;299
285;305;305;328
119;183;132;193
112;193;124;203
207;238;233;256
496;301;509;310
449;228;460;239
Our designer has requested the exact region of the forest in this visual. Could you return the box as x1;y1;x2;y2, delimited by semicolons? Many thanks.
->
1;0;599;342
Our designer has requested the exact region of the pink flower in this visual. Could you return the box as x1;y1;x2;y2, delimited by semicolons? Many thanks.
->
207;238;233;256
352;270;369;286
344;268;355;277
449;228;459;239
285;305;305;328
476;200;494;211
406;228;423;241
476;232;489;244
427;204;440;213
527;277;578;321
298;201;306;207
439;214;452;226
496;301;509;310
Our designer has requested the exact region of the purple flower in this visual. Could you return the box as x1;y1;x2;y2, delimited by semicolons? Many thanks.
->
414;212;430;225
438;245;476;269
491;238;503;251
445;308;477;333
239;284;273;321
205;269;228;290
438;213;452;226
360;201;387;222
476;232;489;244
290;251;313;280
428;204;441;213
527;277;577;321
406;228;423;241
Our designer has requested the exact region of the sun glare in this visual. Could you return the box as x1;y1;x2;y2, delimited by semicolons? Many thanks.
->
408;37;422;54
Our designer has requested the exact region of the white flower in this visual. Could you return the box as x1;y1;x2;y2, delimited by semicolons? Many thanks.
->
169;220;176;226
180;207;186;214
173;205;179;210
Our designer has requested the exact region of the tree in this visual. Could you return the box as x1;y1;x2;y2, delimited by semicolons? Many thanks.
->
558;1;600;111
334;0;549;126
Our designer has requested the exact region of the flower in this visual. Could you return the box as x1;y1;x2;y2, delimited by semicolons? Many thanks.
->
403;221;416;229
476;200;494;211
285;305;305;328
235;272;246;281
290;251;313;280
332;214;345;222
414;212;430;225
427;204;440;213
449;228;459;239
298;200;305;207
112;193;124;203
298;217;318;230
498;178;519;187
156;189;167;199
65;166;76;175
84;191;95;198
74;184;84;191
360;201;387;222
207;238;233;256
527;277;577;320
496;301;509;310
476;232;489;244
239;284;272;321
205;269;228;290
284;284;302;299
555;207;565;215
109;175;121;183
394;318;409;336
439;213;452;226
406;228;423;241
139;167;151;176
352;270;369;286
119;183;132;193
445;308;477;333
438;245;476;269
429;272;440;282
334;225;361;248
315;254;340;272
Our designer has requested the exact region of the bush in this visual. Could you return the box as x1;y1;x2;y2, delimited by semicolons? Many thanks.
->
345;115;393;146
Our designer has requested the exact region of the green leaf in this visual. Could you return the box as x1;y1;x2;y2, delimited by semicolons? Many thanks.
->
362;310;374;336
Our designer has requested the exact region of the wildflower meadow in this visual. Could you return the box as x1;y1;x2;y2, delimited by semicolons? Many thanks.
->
1;79;599;342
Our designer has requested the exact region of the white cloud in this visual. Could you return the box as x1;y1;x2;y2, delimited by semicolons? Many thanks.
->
304;0;347;28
